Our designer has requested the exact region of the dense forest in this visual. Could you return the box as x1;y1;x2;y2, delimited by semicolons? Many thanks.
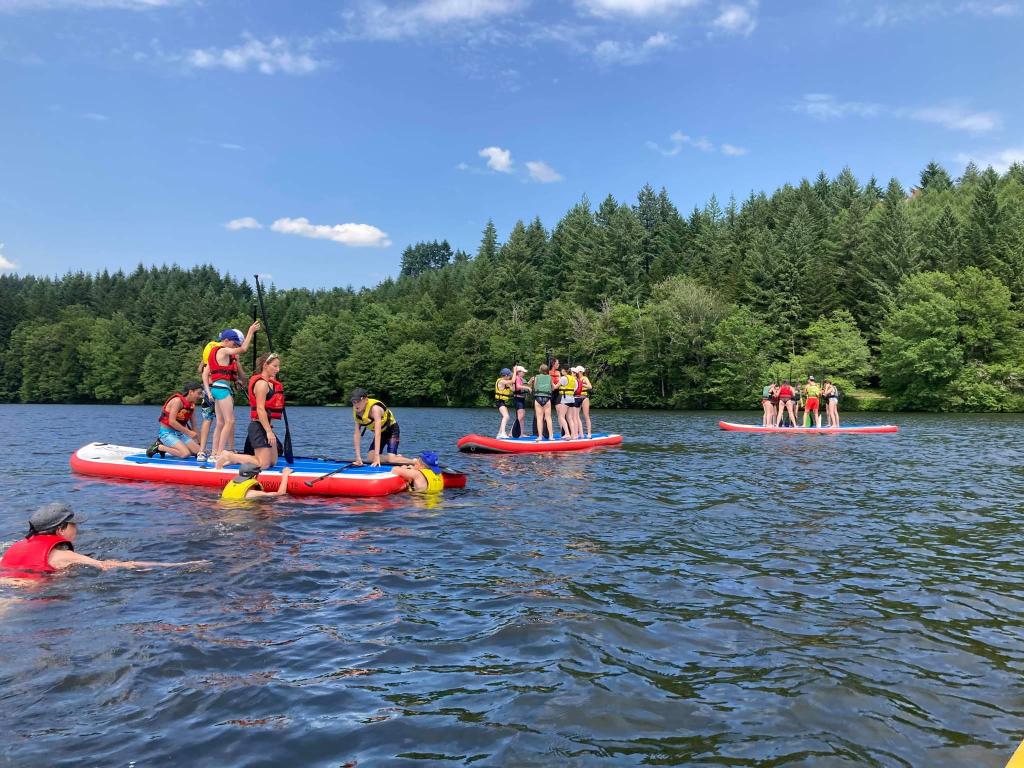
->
2;161;1024;411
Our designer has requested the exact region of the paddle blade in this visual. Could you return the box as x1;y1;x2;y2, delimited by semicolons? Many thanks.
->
284;431;294;464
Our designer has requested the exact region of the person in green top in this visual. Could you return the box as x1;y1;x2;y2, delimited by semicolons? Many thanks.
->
803;375;822;428
530;363;555;441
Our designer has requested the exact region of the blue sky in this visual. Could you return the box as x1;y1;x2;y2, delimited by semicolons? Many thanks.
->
1;0;1021;289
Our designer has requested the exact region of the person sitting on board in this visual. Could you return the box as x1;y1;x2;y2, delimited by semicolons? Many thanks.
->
213;352;286;471
761;382;775;427
822;379;840;428
351;388;412;467
775;380;798;428
0;503;205;578
493;368;514;438
391;451;445;493
195;335;222;462
803;375;822;429
220;464;293;500
511;365;530;437
205;322;260;462
147;381;204;459
530;363;555;442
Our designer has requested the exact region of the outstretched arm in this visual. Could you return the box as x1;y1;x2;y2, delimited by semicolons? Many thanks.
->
48;548;207;571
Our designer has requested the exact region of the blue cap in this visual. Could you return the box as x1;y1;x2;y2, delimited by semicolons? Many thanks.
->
219;328;244;344
500;368;512;376
419;451;442;474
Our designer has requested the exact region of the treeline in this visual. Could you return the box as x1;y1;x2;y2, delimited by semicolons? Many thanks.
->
3;161;1024;411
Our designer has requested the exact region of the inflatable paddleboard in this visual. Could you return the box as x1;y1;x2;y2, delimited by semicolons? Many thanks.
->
718;421;898;434
70;443;465;496
458;433;623;454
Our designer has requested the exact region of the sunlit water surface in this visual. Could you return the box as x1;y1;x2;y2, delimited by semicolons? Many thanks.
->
1;405;1023;767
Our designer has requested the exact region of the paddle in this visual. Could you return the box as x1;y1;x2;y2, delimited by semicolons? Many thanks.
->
253;274;294;464
250;302;258;372
294;454;464;475
304;462;355;488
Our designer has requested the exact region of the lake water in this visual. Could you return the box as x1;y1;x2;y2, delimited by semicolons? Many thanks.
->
1;404;1023;767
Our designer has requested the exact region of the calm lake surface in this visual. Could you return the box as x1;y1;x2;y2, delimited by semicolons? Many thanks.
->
1;404;1023;767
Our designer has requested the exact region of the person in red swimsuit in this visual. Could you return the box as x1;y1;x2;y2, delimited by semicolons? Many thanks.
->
774;380;798;428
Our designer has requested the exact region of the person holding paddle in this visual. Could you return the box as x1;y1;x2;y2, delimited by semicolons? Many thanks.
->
213;353;286;471
206;322;260;461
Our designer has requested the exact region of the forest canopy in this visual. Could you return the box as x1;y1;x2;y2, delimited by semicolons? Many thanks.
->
3;161;1024;411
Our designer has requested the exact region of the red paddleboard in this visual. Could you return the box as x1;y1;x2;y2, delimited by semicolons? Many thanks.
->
458;433;623;454
718;421;898;434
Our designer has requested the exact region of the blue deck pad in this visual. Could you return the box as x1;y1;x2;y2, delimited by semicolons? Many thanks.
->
124;453;394;475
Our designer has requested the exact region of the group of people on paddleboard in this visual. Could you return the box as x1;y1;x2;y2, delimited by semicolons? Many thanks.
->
760;376;841;429
143;323;446;499
494;358;594;441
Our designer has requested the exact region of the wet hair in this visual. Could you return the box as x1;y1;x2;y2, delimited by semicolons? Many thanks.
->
539;363;549;374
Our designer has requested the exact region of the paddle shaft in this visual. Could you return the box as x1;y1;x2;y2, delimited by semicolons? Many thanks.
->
254;275;294;463
304;464;353;487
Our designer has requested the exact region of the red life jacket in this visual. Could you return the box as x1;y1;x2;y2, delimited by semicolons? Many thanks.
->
159;393;194;428
573;376;584;397
779;384;794;399
208;344;239;384
248;374;286;421
0;534;73;578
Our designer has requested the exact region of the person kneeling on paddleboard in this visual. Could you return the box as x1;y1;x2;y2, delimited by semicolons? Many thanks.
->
220;464;293;500
391;452;445;493
147;381;204;459
0;503;205;578
351;388;412;467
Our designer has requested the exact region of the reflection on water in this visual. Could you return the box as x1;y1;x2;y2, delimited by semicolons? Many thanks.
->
1;405;1023;766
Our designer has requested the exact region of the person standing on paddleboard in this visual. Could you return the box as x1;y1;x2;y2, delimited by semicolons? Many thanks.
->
195;336;221;462
775;380;798;428
147;381;204;459
493;369;514;438
205;322;260;461
530;363;555;442
351;388;412;466
0;503;205;578
761;382;775;427
822;379;840;428
803;375;822;428
511;365;530;438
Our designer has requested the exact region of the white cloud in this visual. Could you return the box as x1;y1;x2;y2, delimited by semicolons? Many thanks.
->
185;37;323;75
647;130;747;157
0;0;176;10
82;112;110;121
576;0;701;18
712;2;758;35
525;160;564;183
955;147;1024;173
479;146;513;173
794;93;883;120
0;244;16;272
219;142;244;151
852;1;1020;26
593;31;673;65
270;217;391;247
906;105;1001;134
225;217;262;231
795;94;1001;135
345;0;525;40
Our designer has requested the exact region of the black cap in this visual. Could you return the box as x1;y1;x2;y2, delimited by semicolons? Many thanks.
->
237;463;261;479
350;387;368;403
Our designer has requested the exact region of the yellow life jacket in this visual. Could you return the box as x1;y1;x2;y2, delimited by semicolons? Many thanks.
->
805;382;821;398
419;467;444;494
494;378;512;403
221;477;261;500
558;375;577;396
201;340;219;368
354;398;396;429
